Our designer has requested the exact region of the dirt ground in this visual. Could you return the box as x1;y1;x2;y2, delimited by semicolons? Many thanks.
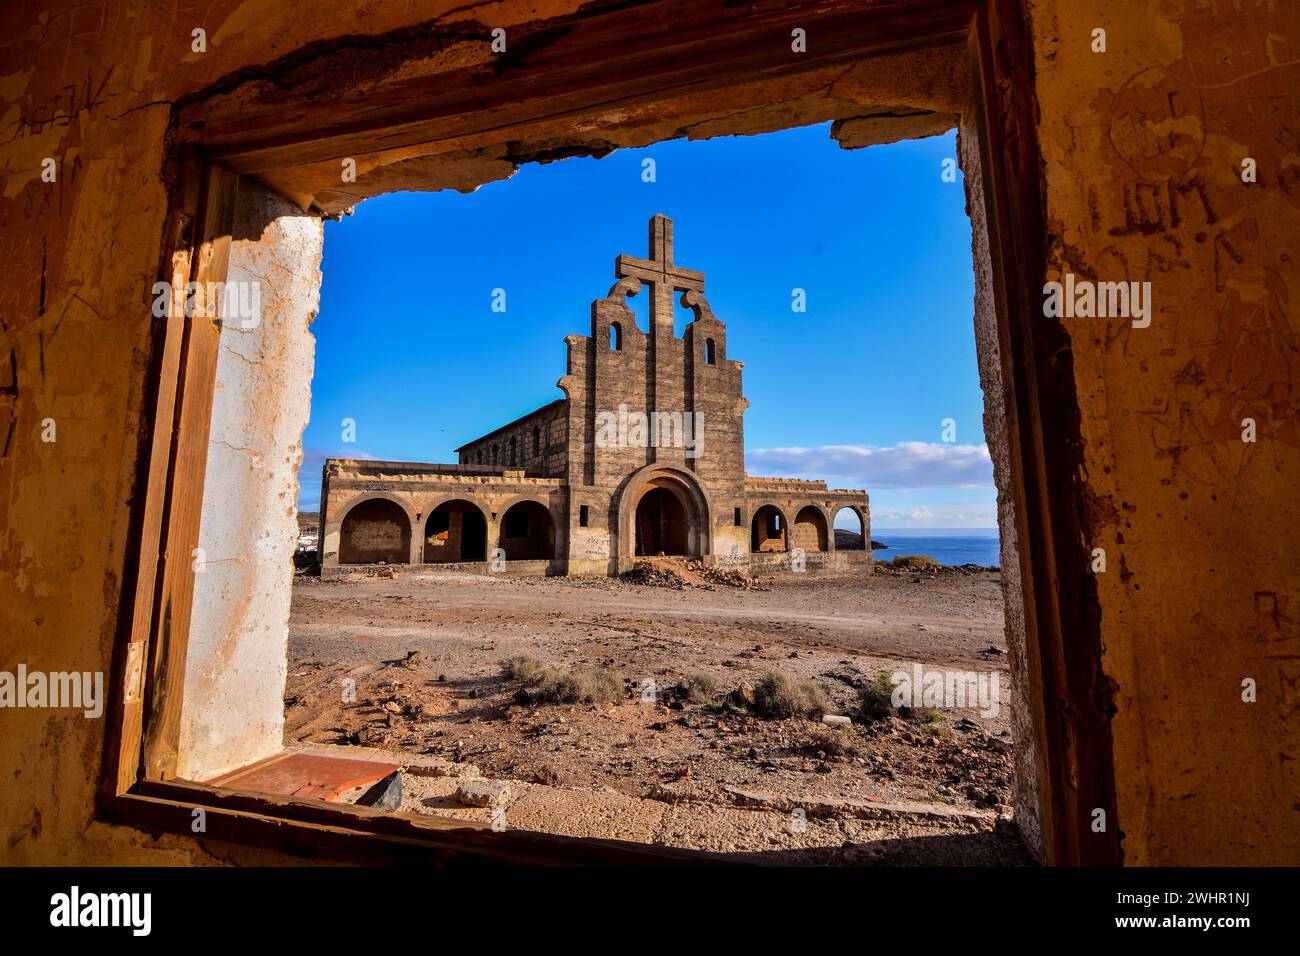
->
283;565;1028;863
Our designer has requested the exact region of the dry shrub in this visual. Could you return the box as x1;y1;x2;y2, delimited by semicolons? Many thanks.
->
797;723;857;758
890;554;941;570
857;671;896;722
544;664;622;704
750;671;829;720
499;655;549;686
501;657;622;704
675;672;719;704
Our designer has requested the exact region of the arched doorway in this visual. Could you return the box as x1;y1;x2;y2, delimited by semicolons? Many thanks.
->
792;505;828;551
423;499;487;563
616;466;710;569
635;485;689;556
338;498;410;564
834;506;866;550
498;500;555;560
751;504;787;553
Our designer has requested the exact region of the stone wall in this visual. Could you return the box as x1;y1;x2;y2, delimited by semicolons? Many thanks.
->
320;460;568;571
456;399;568;477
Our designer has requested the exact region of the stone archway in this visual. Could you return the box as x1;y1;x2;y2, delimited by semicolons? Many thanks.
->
750;504;789;553
616;465;711;570
423;498;488;563
833;506;867;550
792;505;829;552
497;499;556;561
338;497;411;564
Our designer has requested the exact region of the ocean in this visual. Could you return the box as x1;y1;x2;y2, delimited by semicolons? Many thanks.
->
868;528;1001;568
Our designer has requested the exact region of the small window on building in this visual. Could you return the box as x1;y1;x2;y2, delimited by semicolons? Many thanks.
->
532;425;541;456
579;505;589;527
705;337;716;365
491;444;499;465
610;321;622;351
734;506;743;526
509;436;517;466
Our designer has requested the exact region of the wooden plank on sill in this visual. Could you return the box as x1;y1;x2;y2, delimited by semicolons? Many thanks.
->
207;751;401;803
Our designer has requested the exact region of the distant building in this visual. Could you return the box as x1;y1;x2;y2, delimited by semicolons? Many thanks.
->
319;215;870;576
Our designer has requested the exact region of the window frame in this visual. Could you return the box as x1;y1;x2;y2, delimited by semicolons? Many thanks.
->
98;0;1117;867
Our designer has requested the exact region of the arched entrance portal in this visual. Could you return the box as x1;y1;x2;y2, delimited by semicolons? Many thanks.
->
617;466;711;569
423;499;487;563
339;498;410;564
498;500;555;561
635;486;689;556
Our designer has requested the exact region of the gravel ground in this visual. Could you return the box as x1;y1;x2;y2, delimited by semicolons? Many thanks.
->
282;567;1023;861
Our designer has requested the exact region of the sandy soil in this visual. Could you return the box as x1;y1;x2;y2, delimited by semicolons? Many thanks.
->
282;566;1024;862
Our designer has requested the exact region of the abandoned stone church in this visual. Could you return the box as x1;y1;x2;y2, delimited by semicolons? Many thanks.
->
319;214;870;576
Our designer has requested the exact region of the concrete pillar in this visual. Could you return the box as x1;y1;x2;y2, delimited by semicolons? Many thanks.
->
179;182;323;781
409;511;423;565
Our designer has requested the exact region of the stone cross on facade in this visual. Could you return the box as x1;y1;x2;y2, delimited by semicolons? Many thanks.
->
611;214;707;463
615;214;704;339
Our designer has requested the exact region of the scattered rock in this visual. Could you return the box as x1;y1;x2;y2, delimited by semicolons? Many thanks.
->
984;736;1012;754
645;782;692;804
397;650;426;668
730;681;757;707
355;771;402;810
531;765;562;786
404;759;481;779
454;779;512;808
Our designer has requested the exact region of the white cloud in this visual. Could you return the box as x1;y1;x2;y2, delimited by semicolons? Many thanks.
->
746;442;993;490
864;505;998;529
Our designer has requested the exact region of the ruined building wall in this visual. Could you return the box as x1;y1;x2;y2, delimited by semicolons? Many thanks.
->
1028;0;1299;865
568;294;655;488
681;302;749;544
456;399;568;477
959;109;1040;858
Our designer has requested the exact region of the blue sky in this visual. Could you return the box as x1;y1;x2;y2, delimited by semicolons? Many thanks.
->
300;123;995;529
